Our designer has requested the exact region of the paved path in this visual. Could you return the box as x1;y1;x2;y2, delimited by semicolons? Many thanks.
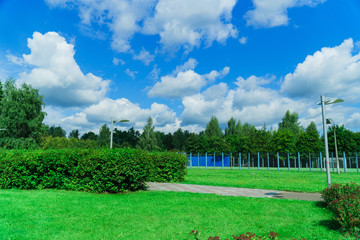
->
146;182;322;201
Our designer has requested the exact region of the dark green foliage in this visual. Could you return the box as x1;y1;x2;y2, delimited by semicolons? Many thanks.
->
81;131;98;141
113;127;140;148
46;125;66;138
278;110;303;136
69;129;80;139
0;149;188;193
322;183;360;235
327;125;359;153
146;152;188;182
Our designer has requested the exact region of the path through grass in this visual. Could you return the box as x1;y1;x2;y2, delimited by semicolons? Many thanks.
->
0;189;346;240
182;168;360;192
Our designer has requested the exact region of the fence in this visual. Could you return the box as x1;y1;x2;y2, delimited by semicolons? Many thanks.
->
186;152;359;173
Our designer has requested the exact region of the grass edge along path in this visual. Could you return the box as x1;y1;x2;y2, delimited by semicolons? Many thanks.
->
181;168;360;193
0;189;348;240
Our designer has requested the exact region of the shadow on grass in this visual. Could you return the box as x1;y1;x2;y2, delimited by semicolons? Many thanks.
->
315;201;341;231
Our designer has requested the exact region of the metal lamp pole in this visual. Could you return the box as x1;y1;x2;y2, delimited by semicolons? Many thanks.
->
110;118;129;149
319;95;343;188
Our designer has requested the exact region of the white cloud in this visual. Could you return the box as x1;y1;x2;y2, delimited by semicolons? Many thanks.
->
204;67;230;81
173;58;198;74
143;0;238;51
239;36;247;44
132;48;155;66
46;0;157;53
113;57;125;66
82;98;176;128
6;54;26;66
148;61;230;99
46;0;238;53
245;0;326;28
125;68;138;79
18;31;110;107
281;38;360;103
148;70;205;99
181;76;309;128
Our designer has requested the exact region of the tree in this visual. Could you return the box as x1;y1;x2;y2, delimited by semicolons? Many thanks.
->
0;79;46;147
327;125;358;153
137;117;158;151
278;110;303;136
225;117;236;136
97;124;110;147
271;129;296;154
47;125;66;138
69;129;80;139
81;131;98;141
296;121;322;153
205;116;223;138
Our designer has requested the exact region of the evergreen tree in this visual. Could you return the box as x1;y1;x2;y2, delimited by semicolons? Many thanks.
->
137;117;158;151
205;116;223;138
225;117;236;136
278;110;303;136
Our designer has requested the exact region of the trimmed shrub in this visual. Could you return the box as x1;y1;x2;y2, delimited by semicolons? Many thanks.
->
322;183;360;235
0;148;188;193
147;152;188;182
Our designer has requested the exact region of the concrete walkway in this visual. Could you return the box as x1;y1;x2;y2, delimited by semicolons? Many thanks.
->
146;182;322;201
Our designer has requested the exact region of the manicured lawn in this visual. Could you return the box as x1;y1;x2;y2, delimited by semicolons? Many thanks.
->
182;168;360;192
0;189;347;240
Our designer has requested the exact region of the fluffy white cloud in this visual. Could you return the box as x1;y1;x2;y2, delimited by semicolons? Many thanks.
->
80;98;176;128
181;76;309;128
18;32;110;107
46;0;237;53
148;70;205;99
281;38;360;103
245;0;326;27
143;0;238;51
46;0;157;52
148;60;230;99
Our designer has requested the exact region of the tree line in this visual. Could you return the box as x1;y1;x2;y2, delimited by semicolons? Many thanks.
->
1;79;360;153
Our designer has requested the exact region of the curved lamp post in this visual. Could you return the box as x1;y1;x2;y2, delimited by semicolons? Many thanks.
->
319;95;344;188
110;118;129;149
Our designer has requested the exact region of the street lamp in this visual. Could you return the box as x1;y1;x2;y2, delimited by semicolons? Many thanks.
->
110;118;129;149
326;118;340;174
319;95;344;188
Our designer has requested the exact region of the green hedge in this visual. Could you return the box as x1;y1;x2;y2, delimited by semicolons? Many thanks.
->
0;148;188;193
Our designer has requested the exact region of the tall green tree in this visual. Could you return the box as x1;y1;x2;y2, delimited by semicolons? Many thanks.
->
225;117;236;136
296;121;322;153
137;117;158;151
278;110;303;136
0;79;46;147
97;124;110;147
81;131;98;141
69;129;80;139
205;116;223;138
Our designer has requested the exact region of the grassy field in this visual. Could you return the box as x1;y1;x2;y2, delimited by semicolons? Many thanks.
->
0;189;347;240
181;168;360;192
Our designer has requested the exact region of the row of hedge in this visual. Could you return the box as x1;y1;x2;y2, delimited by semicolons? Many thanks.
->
0;148;188;193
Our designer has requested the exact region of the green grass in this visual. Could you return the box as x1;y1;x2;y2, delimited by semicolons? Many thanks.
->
0;189;348;240
182;168;360;193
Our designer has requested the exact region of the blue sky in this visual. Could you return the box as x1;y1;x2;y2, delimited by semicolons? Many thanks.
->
1;0;360;134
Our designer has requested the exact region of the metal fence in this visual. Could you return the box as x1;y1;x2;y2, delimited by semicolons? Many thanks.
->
186;152;359;173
